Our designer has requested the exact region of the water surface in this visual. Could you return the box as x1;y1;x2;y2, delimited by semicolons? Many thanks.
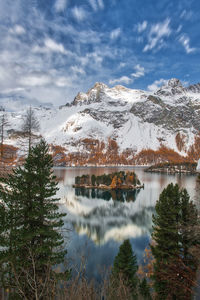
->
54;167;200;281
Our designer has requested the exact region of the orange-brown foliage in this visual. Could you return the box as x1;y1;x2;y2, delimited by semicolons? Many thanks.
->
187;135;200;161
0;144;19;176
135;145;189;165
175;132;186;152
50;144;67;166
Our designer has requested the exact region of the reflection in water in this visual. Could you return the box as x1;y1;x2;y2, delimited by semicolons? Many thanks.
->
54;167;200;282
75;188;140;202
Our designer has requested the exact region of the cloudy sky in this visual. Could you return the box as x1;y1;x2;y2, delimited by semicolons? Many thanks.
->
0;0;199;106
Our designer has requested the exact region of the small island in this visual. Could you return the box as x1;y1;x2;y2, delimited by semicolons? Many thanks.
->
73;171;144;190
145;162;197;174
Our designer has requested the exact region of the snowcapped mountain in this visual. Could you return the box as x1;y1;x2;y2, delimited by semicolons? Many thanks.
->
2;78;200;164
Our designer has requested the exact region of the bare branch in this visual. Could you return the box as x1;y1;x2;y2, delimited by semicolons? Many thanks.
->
21;106;40;152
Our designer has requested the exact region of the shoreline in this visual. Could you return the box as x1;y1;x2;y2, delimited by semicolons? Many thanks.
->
53;165;149;169
145;162;197;175
72;184;144;190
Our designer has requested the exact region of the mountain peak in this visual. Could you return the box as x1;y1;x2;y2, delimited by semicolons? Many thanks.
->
167;78;182;88
155;78;185;97
92;82;108;90
72;82;108;106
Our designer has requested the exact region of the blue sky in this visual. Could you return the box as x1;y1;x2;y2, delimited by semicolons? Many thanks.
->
0;0;199;106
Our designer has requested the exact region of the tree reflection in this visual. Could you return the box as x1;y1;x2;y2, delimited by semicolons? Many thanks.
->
75;188;140;202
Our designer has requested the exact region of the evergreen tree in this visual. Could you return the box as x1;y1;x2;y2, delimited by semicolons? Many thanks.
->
91;174;96;186
0;140;68;299
151;183;199;300
112;239;138;298
139;278;152;299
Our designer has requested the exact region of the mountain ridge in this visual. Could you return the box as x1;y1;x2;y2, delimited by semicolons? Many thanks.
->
1;78;200;165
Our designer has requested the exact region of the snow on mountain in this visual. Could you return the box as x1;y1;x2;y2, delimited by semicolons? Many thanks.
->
1;78;200;158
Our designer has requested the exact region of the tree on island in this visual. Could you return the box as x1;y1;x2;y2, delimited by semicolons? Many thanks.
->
91;174;96;186
0;140;69;299
75;171;140;188
151;183;199;300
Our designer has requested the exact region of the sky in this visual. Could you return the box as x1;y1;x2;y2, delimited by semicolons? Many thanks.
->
0;0;200;106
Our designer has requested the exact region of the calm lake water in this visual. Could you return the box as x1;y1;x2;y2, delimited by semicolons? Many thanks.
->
54;167;200;282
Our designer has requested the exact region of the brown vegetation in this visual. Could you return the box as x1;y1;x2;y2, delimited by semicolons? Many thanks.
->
0;144;18;176
2;133;200;168
175;132;186;152
187;134;200;161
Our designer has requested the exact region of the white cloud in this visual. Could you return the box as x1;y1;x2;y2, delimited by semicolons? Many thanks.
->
71;6;88;21
71;65;85;75
44;38;66;53
1;87;25;94
88;0;98;11
136;36;144;43
54;0;68;12
55;76;72;87
179;34;196;54
147;78;168;92
110;28;121;40
33;38;68;55
19;73;51;87
88;0;104;11
143;18;171;52
10;25;26;35
131;64;145;78
137;21;147;33
109;76;133;85
97;0;104;9
180;10;192;20
176;25;182;33
110;64;145;86
119;62;126;68
79;52;103;67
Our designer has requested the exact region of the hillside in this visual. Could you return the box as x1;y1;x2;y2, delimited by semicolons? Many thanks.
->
1;78;200;166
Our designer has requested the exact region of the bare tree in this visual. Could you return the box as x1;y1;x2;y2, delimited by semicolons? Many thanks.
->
21;106;40;152
0;114;9;158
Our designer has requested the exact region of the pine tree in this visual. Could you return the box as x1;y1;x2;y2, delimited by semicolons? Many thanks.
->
151;183;199;300
139;278;152;299
112;239;138;298
0;139;68;299
91;174;96;186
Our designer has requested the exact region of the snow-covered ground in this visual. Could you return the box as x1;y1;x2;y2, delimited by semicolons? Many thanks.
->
1;78;200;156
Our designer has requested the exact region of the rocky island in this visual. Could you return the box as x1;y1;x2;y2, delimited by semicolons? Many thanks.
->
145;162;197;174
73;171;144;190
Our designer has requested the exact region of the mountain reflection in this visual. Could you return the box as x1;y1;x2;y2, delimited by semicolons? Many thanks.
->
74;188;140;202
61;185;154;246
55;167;199;282
70;206;154;245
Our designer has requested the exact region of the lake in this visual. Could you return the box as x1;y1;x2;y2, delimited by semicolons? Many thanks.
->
54;166;200;282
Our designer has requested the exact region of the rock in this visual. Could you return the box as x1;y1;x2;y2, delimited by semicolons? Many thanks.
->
168;78;182;88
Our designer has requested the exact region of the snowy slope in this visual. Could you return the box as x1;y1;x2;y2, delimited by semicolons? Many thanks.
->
1;79;200;156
